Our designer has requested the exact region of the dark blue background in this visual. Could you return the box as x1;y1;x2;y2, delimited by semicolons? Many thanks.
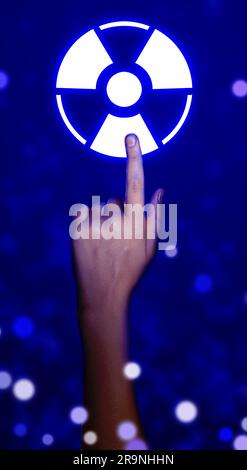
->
0;0;247;450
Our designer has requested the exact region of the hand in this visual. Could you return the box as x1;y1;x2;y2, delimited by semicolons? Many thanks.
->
72;134;163;450
72;134;163;315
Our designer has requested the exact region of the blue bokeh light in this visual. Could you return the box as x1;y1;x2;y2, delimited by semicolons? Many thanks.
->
13;423;27;438
12;316;34;338
194;274;213;294
218;427;233;442
0;70;9;90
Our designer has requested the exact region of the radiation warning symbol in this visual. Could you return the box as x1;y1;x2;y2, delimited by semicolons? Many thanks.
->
56;21;193;158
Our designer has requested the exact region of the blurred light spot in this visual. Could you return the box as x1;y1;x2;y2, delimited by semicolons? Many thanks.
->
165;246;178;258
123;362;141;380
0;370;12;390
70;406;88;425
83;431;97;445
244;293;247;306
12;316;34;338
241;417;247;432
233;434;247;450
42;433;54;446
13;378;35;401
0;70;9;90
194;273;213;294
232;80;247;98
219;427;233;442
175;400;198;423
124;438;148;450
0;327;2;336
13;423;27;437
117;421;137;441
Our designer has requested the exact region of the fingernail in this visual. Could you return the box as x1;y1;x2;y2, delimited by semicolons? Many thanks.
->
158;189;164;203
126;134;137;148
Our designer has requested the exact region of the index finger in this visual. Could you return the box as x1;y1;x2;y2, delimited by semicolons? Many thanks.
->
125;134;144;205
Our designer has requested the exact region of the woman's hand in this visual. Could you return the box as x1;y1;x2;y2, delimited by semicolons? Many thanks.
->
72;134;163;315
72;134;163;450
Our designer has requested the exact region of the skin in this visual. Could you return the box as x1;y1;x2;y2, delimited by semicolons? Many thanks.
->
72;134;163;450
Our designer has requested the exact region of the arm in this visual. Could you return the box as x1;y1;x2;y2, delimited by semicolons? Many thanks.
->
81;296;139;450
72;134;163;450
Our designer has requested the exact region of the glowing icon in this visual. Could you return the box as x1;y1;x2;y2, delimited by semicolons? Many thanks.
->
56;21;193;157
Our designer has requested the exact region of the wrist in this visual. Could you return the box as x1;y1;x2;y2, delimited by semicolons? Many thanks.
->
80;302;128;369
78;295;128;336
79;290;128;318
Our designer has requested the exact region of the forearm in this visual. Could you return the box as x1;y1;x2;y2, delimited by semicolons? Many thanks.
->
79;299;142;450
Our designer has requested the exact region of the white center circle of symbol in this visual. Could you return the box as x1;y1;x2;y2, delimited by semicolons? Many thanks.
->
56;21;193;157
107;72;142;107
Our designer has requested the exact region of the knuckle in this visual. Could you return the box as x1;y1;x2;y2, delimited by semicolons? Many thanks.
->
131;178;143;193
128;148;138;158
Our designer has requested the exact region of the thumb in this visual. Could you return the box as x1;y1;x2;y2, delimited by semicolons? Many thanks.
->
151;188;164;207
147;188;164;258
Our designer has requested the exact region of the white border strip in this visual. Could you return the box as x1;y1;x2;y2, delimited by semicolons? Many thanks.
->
100;21;149;31
162;95;192;145
56;95;87;145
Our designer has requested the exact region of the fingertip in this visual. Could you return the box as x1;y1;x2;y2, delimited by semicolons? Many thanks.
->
125;134;138;148
151;188;164;205
157;188;164;203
